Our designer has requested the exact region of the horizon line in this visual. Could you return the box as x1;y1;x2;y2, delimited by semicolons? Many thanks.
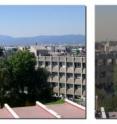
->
0;34;85;38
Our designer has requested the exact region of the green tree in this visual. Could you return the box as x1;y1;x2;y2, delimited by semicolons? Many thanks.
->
0;58;11;107
32;68;52;100
0;47;3;57
113;64;117;95
0;50;52;107
8;50;36;94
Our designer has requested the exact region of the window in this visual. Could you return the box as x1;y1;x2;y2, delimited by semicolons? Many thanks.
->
75;85;81;89
67;73;73;78
39;61;43;66
52;72;58;77
60;83;65;88
67;62;73;67
45;61;50;66
67;84;73;89
97;59;104;66
75;74;81;79
107;58;112;65
52;82;58;87
83;63;86;68
59;73;65;78
52;62;57;66
82;74;86;79
59;62;66;68
100;71;106;78
75;63;81;68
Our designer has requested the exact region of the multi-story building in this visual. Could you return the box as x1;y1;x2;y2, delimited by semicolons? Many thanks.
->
29;45;86;101
95;41;117;88
96;52;117;87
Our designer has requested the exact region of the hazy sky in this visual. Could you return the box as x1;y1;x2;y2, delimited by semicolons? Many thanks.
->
0;5;85;37
96;6;117;42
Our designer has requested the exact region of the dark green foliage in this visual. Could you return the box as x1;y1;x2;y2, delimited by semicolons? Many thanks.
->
96;64;117;112
0;50;52;108
0;47;3;57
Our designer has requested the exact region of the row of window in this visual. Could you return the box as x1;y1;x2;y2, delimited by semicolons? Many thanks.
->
52;82;86;90
96;58;117;66
54;93;82;99
50;72;86;79
39;61;86;68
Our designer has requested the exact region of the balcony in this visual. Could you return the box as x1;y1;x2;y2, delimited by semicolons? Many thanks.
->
59;77;66;83
45;66;51;71
83;90;86;97
66;88;74;95
38;56;45;61
67;67;74;73
52;57;58;61
67;78;74;84
74;57;82;62
52;76;59;82
60;88;66;94
82;68;86;74
59;56;66;62
74;68;82;73
45;56;51;61
74;78;82;84
59;67;66;72
83;79;86;85
75;89;81;96
39;64;45;68
53;86;59;93
52;66;59;72
66;57;74;62
82;57;86;63
47;77;51;82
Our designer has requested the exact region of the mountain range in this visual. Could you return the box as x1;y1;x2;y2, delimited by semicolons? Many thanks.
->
0;35;85;46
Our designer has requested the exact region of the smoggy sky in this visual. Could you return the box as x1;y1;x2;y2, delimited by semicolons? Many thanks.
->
95;6;117;42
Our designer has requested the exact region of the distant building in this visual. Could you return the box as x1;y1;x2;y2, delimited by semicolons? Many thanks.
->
95;52;117;96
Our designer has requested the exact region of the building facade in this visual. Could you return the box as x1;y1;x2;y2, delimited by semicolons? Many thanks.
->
95;52;117;88
37;55;86;100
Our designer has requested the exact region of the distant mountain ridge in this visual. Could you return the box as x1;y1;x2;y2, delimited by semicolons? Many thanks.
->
0;34;85;46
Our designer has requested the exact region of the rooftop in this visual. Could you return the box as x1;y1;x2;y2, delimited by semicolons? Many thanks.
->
0;99;85;119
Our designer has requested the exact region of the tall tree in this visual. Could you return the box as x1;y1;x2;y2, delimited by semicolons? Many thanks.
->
0;50;52;107
8;50;36;94
0;47;3;57
0;58;11;107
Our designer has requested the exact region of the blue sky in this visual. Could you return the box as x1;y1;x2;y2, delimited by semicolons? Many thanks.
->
0;5;85;37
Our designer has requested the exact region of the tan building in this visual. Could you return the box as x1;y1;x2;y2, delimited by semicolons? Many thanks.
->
28;45;86;102
37;55;86;100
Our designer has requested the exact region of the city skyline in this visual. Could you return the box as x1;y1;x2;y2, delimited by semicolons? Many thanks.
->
0;5;85;37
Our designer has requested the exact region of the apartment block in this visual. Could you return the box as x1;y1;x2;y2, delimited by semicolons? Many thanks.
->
95;52;117;87
37;55;86;100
